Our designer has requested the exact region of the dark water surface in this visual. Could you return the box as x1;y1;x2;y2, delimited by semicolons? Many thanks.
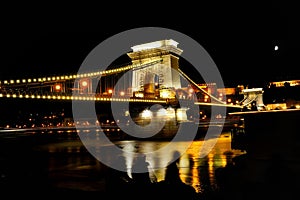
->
0;129;244;197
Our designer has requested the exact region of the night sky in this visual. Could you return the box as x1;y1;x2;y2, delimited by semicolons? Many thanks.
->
1;2;298;88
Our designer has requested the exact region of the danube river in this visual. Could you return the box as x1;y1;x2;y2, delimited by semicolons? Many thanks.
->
0;127;245;196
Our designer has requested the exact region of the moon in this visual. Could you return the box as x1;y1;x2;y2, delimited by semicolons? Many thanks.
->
274;45;279;51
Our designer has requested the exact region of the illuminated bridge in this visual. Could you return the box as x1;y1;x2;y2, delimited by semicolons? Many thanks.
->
0;39;259;138
0;39;244;108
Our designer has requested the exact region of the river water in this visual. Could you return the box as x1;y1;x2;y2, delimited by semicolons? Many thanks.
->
0;128;245;195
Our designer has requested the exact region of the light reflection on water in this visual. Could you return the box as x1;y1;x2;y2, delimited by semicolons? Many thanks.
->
43;131;245;193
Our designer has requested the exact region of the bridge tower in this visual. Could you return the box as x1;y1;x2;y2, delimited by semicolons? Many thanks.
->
240;88;266;111
127;39;183;99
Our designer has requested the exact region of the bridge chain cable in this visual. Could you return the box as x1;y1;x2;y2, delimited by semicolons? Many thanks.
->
0;59;164;101
0;59;163;87
177;68;227;105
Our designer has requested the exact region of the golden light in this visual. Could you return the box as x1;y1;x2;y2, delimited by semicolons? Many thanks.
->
108;89;113;94
120;91;125;96
160;91;168;98
81;80;88;87
141;109;152;119
55;84;61;91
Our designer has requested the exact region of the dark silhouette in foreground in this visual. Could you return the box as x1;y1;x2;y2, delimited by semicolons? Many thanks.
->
104;152;199;199
155;150;198;199
131;154;155;186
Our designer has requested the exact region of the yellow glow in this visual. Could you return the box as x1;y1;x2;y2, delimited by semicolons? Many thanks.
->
38;78;42;82
55;84;61;90
31;95;35;98
0;94;3;97
12;94;16;98
108;89;113;94
10;80;14;84
141;109;152;119
47;77;51;81
160;91;169;98
81;80;88;87
16;80;20;83
33;79;37;82
19;95;23;98
22;79;26;83
6;94;10;98
25;95;29;98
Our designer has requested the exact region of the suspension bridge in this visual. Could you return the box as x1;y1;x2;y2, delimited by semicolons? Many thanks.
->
0;39;263;111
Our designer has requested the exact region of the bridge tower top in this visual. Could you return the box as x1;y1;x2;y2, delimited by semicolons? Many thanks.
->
130;39;183;54
127;39;183;98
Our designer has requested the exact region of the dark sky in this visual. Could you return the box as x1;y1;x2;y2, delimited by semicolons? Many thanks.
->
1;2;298;88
